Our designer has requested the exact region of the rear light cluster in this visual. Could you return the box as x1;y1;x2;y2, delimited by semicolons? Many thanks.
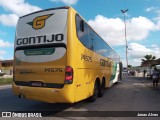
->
65;66;73;84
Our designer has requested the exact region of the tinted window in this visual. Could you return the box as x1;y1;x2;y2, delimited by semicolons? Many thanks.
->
103;42;109;57
76;15;89;48
94;34;103;55
76;14;119;62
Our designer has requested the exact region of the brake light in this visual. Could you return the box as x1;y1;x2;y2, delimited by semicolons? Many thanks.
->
65;66;73;84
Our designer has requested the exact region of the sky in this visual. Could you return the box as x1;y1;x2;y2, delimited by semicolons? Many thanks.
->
0;0;160;67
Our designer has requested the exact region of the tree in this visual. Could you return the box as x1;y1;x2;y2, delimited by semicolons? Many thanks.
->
141;55;156;67
128;65;132;69
152;58;160;65
156;58;160;64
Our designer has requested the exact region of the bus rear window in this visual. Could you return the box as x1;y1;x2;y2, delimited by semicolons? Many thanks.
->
24;48;55;56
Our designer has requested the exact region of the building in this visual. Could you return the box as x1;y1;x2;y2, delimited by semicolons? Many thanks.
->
0;60;13;75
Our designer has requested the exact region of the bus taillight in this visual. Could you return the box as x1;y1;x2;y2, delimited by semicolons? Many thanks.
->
65;66;73;84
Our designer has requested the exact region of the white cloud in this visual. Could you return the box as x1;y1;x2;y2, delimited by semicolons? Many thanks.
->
127;59;142;67
0;14;18;26
127;43;160;66
128;43;152;58
0;0;41;26
50;0;78;5
0;39;13;47
146;7;158;12
88;15;156;46
146;7;160;14
0;50;6;60
0;0;41;16
146;7;160;29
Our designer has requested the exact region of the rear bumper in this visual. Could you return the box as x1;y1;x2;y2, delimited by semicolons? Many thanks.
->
12;83;75;103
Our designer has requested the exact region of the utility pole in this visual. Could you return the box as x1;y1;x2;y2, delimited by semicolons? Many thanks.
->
121;0;128;72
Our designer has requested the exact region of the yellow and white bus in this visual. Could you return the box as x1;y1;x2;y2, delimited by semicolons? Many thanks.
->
13;6;121;103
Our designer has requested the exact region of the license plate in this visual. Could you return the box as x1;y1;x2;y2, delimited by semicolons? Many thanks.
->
31;82;43;87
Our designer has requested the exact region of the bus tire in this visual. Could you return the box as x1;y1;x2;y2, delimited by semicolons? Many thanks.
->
98;79;105;97
88;81;98;102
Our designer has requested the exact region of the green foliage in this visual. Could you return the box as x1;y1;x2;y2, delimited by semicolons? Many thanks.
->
141;54;156;67
128;65;132;68
0;78;13;85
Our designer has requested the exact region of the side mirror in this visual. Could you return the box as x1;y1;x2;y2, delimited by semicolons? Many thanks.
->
80;20;84;32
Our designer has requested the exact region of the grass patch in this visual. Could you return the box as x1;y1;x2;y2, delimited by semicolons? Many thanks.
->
0;77;13;85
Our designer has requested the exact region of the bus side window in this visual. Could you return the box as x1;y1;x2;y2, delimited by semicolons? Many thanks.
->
76;14;89;48
89;29;94;51
90;38;94;50
80;20;84;32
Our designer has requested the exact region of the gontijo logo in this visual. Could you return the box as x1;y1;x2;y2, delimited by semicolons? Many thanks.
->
27;14;53;30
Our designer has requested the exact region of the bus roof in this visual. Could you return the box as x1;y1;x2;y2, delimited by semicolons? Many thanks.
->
20;6;70;18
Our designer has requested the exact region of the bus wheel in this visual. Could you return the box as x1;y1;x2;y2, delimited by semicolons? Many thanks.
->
98;79;105;97
88;81;98;102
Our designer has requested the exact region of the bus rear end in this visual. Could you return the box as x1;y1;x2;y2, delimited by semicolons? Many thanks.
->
12;7;74;103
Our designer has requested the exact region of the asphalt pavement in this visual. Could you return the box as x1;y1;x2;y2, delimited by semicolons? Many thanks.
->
0;77;160;120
